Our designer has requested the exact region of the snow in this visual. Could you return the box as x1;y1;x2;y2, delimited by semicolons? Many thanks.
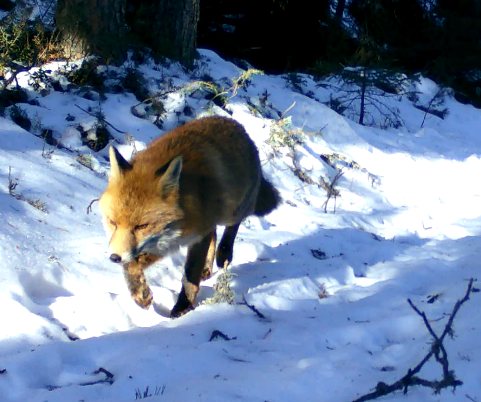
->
0;49;480;402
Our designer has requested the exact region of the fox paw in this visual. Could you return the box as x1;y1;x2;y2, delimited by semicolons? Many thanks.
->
170;303;193;318
132;287;153;309
216;245;233;269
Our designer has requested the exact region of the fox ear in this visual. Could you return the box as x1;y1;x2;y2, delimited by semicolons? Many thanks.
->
109;146;132;180
158;156;183;198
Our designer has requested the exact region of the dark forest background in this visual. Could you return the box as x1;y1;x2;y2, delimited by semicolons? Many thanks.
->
1;0;481;108
197;0;481;107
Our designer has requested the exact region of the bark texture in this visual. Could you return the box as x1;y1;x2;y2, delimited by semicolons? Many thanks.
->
128;0;200;68
56;0;127;63
56;0;199;67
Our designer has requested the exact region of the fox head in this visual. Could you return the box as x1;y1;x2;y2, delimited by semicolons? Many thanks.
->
99;146;185;264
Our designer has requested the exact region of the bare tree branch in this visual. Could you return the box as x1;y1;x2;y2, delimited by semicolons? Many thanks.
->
353;278;475;402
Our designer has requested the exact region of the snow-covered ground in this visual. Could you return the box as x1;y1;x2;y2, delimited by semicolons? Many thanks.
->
0;49;480;402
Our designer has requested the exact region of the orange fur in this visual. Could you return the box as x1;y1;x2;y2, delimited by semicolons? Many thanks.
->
99;116;280;317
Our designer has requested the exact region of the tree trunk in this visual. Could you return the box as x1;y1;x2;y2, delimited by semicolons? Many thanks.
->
128;0;200;68
56;0;199;68
56;0;127;63
359;70;367;125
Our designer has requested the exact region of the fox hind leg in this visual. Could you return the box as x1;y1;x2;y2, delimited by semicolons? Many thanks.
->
171;230;214;318
123;254;160;309
216;223;240;269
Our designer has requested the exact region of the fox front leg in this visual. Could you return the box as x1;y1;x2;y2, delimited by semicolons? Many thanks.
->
171;231;214;318
123;254;160;309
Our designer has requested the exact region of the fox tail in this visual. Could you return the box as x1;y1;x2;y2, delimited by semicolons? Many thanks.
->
254;177;281;217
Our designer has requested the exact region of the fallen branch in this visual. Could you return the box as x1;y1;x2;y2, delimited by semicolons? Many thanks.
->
86;198;100;214
80;367;114;386
75;104;126;134
1;61;33;90
209;330;236;342
47;367;114;391
0;369;6;374
280;101;296;119
353;278;475;402
240;294;267;320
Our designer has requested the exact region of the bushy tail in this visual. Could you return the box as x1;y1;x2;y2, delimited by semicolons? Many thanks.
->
254;177;281;216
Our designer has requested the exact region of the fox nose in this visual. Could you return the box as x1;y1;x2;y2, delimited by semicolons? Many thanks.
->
109;253;122;263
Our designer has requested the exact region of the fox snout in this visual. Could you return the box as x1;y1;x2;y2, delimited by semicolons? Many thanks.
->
107;249;135;264
109;253;122;263
105;227;138;264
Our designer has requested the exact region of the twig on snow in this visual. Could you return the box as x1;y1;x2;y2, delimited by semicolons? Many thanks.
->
80;367;114;386
86;198;100;214
280;101;296;119
353;278;476;402
75;104;126;134
209;330;236;342
240;294;267;320
47;367;114;391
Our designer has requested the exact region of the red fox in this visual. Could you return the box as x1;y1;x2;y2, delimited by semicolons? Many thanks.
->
99;116;280;317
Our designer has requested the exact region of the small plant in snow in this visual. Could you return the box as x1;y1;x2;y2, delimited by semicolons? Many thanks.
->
41;141;55;161
77;154;94;170
8;166;47;212
203;269;236;305
186;68;263;109
28;68;53;93
135;385;165;399
228;68;263;97
318;283;329;299
269;116;302;149
26;198;47;213
269;116;346;213
182;79;228;108
320;170;344;213
8;166;18;195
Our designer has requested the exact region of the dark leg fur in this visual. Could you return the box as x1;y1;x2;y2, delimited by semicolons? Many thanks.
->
216;223;240;268
123;254;160;309
171;231;214;318
254;177;280;217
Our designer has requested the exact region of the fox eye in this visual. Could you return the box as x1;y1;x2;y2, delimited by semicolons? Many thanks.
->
134;223;149;231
